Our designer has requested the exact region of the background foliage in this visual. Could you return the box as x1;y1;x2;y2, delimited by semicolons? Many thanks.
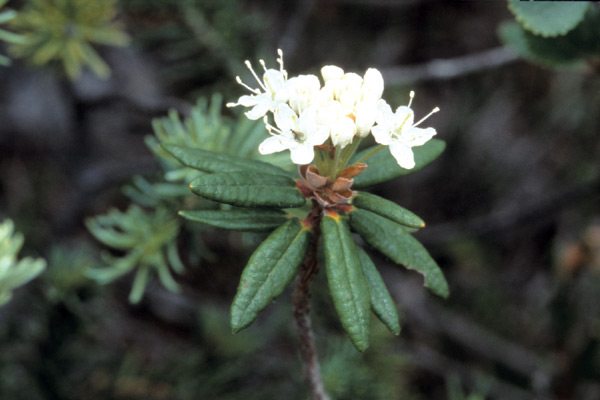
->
1;1;600;399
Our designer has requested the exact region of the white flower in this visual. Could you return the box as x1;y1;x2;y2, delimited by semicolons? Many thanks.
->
259;104;329;165
319;65;384;140
286;74;322;115
226;49;289;120
317;101;356;148
371;92;439;169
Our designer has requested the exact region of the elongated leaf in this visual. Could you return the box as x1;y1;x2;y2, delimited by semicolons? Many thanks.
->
351;139;445;189
162;144;292;177
356;246;401;335
189;171;306;208
179;209;288;232
352;191;425;229
508;0;589;38
230;218;310;332
321;213;371;352
350;209;449;298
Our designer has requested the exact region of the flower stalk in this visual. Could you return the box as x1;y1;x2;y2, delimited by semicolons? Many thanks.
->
292;199;329;400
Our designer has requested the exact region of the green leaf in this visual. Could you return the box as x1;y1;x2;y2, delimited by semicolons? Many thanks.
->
321;213;371;352
162;144;292;177
352;191;425;229
508;0;589;38
351;139;445;189
499;7;600;70
179;209;289;232
356;246;401;335
350;209;449;298
230;218;310;332
189;171;306;208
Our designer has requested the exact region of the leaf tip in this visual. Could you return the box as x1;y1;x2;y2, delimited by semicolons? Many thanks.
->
354;340;370;353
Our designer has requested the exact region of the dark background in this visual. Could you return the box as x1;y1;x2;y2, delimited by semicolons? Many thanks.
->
1;0;600;399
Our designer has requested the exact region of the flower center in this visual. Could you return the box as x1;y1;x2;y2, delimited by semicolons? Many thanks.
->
292;130;306;142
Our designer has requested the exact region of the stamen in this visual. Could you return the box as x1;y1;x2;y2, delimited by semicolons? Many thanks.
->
413;107;440;127
263;116;283;136
245;60;267;91
277;49;284;72
259;59;268;73
236;76;261;94
407;91;415;108
397;112;412;132
226;102;237;108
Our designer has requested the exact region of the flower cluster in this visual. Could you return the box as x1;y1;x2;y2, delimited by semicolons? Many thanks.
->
227;50;439;169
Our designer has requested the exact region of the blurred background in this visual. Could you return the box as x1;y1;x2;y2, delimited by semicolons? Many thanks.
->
1;0;600;399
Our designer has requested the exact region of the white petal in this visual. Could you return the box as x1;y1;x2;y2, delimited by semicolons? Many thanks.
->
330;116;356;148
298;106;318;131
274;104;298;133
343;72;363;88
263;69;286;93
237;94;259;107
362;68;384;100
371;125;391;145
258;135;289;155
394;106;415;128
321;65;344;82
389;141;415;169
402;126;436;147
375;99;393;124
307;126;330;146
339;90;360;110
245;102;271;120
290;144;315;165
354;101;377;137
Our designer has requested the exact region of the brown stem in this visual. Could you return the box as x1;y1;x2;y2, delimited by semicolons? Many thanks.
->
292;200;330;400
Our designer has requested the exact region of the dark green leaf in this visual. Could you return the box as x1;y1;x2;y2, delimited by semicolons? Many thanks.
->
350;209;449;298
179;209;289;232
351;139;445;189
230;218;310;333
352;191;425;229
162;144;292;177
321;213;371;352
189;171;306;208
508;0;589;37
356;246;401;335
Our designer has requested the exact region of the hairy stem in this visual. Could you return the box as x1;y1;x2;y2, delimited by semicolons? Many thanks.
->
292;200;330;400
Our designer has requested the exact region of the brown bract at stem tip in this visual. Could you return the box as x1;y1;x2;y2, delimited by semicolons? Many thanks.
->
339;163;367;179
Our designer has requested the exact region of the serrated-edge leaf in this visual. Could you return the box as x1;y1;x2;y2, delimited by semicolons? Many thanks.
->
179;209;288;232
508;0;589;38
322;214;371;352
356;246;401;335
499;13;600;70
162;144;292;177
189;171;306;208
350;209;449;298
230;218;310;332
352;139;446;189
352;191;425;229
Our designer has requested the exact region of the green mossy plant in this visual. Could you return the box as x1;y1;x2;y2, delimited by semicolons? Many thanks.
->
8;0;129;79
0;219;46;306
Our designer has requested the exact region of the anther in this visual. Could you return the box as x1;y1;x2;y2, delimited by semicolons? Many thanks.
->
259;59;267;72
